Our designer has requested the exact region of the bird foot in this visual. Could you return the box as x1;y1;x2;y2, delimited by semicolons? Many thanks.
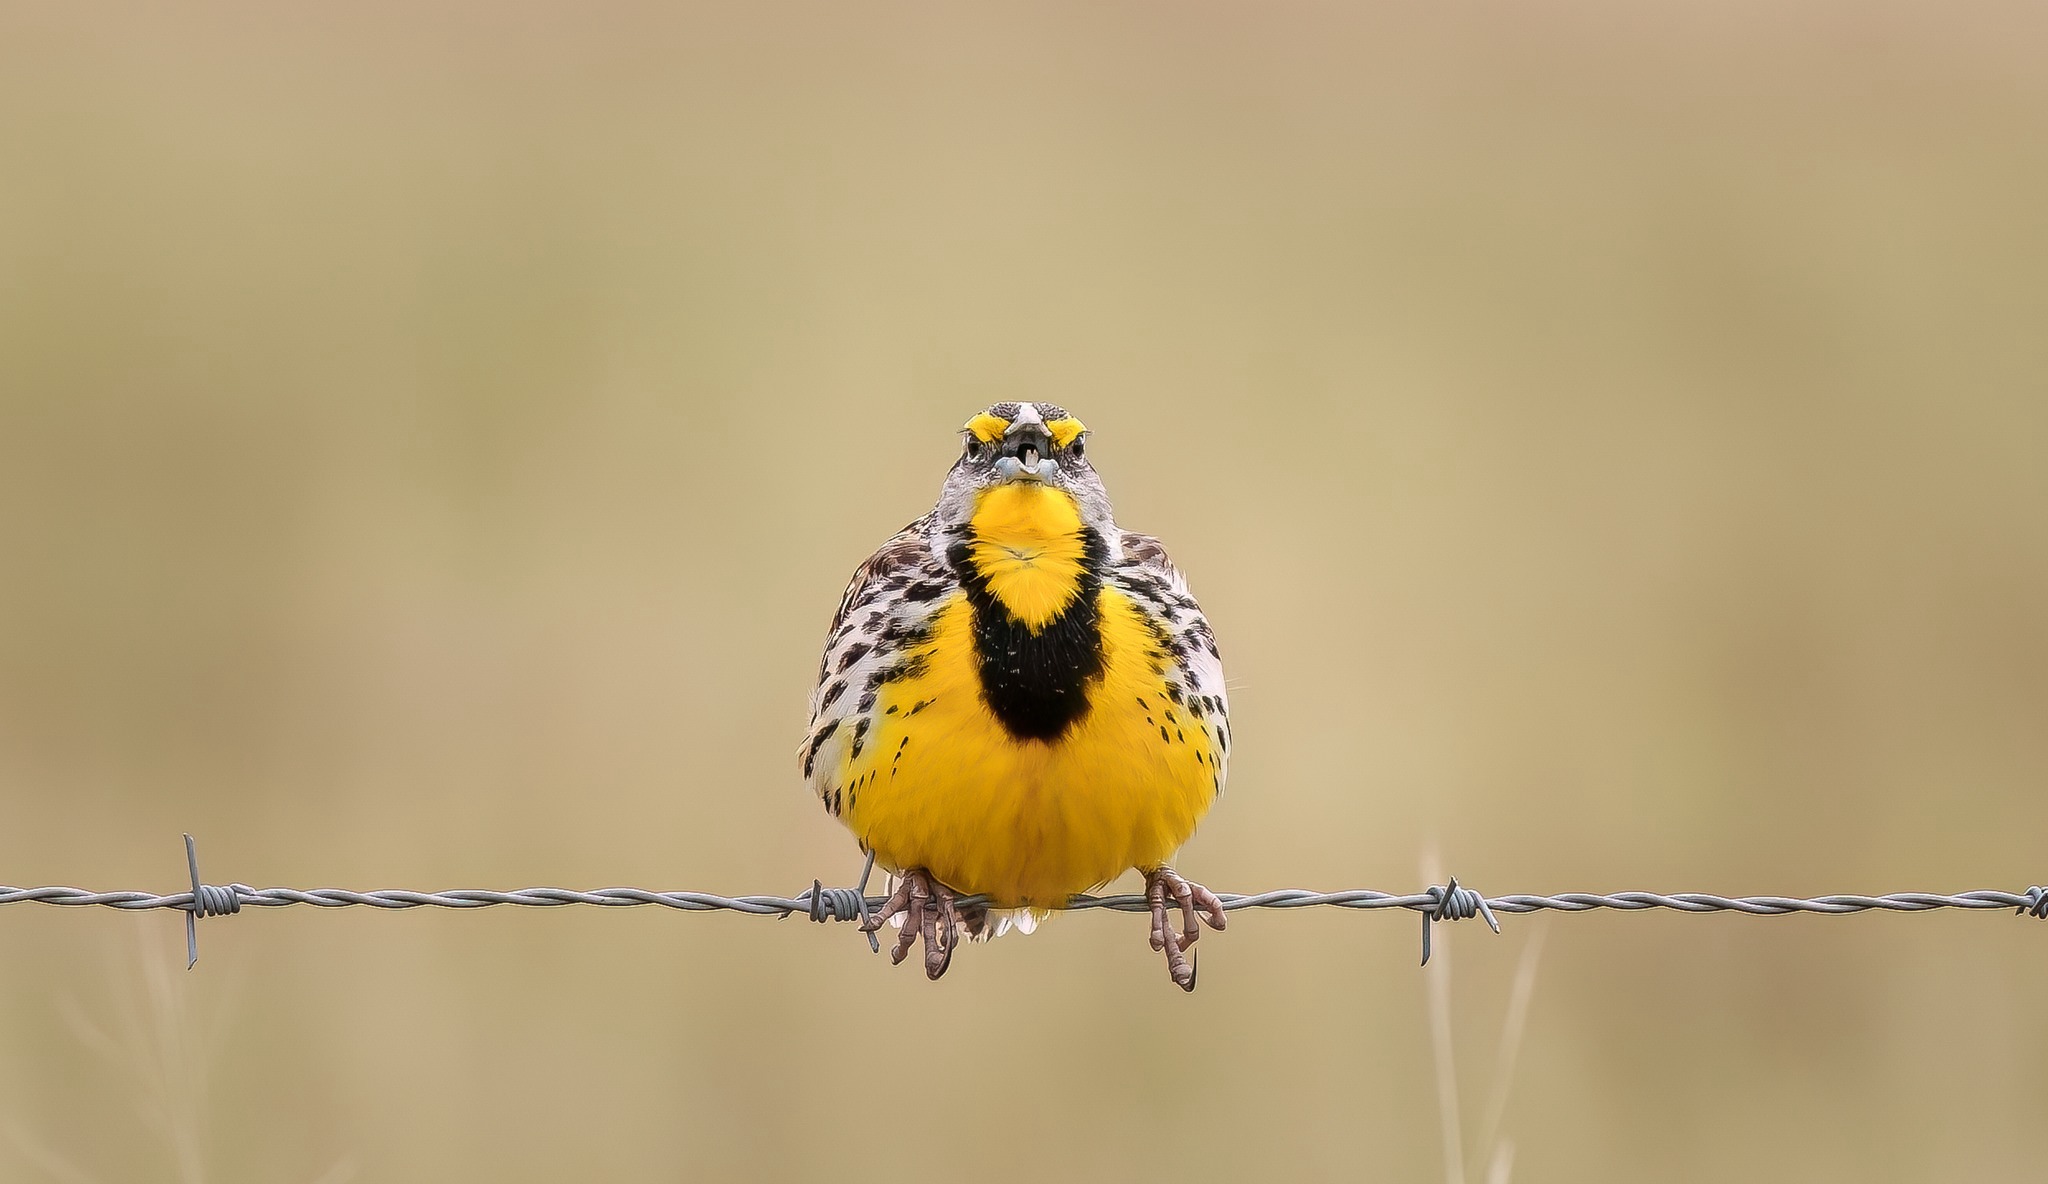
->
1145;866;1227;991
861;868;961;980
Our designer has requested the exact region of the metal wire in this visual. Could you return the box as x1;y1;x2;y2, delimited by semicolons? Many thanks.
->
1422;876;1500;966
2;836;2041;967
13;883;2047;916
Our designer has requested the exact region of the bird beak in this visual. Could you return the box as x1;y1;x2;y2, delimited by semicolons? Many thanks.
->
993;428;1056;483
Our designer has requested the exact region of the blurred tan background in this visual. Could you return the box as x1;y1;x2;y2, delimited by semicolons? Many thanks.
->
2;2;2045;1181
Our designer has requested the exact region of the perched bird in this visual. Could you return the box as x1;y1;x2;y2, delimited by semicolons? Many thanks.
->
800;402;1230;989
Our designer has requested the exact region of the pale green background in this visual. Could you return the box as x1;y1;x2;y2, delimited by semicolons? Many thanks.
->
2;3;2044;1182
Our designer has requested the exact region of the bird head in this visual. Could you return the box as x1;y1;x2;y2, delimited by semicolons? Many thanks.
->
931;401;1116;538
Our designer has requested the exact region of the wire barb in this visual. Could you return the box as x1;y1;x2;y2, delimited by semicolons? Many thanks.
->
789;850;880;952
801;883;867;923
1420;876;1501;966
2022;886;2048;920
181;834;251;970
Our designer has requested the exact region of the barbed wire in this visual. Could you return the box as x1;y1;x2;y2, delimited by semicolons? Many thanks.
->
3;836;2042;969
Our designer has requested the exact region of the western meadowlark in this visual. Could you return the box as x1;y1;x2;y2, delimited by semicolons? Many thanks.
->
801;401;1230;990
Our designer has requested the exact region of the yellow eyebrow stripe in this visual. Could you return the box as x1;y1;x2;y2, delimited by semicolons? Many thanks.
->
965;413;1010;444
1047;417;1086;449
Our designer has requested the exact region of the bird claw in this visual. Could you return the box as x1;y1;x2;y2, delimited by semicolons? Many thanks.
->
1145;866;1227;992
860;868;961;981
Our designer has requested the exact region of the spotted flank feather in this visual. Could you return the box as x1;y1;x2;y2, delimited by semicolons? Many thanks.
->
1109;530;1231;795
800;513;953;805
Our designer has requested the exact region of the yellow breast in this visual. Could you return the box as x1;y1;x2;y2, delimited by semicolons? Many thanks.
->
961;482;1089;631
840;587;1218;908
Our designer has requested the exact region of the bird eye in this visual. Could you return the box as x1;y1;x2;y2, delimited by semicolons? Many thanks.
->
963;438;985;460
1069;439;1085;459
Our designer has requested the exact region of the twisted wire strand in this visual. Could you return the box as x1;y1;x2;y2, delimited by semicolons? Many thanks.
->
10;834;2037;968
7;883;2045;916
5;836;2042;969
